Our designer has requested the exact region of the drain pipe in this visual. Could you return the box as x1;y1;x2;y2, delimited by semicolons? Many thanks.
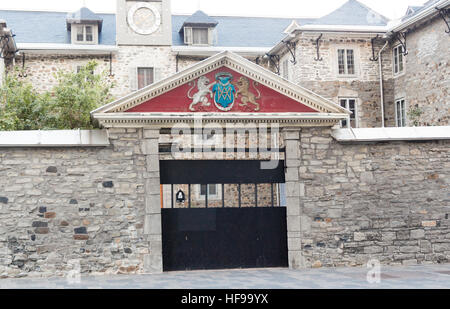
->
378;40;389;128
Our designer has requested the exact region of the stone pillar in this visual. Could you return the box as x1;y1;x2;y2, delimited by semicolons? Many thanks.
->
282;127;305;269
141;128;163;273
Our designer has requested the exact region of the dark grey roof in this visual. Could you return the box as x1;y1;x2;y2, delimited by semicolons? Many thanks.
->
66;7;104;31
401;0;441;21
312;0;389;26
0;10;115;45
180;10;219;31
173;15;316;47
1;9;316;48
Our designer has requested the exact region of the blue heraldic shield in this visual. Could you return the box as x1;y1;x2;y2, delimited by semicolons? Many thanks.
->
212;72;236;111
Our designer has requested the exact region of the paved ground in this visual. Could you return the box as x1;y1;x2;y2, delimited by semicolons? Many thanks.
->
1;264;450;289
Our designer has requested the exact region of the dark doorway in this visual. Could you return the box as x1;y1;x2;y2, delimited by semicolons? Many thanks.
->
160;160;288;272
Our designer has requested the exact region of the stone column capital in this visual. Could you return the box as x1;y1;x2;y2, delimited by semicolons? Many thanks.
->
281;127;302;141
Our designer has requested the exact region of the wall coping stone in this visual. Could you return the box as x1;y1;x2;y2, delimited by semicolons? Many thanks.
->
0;130;110;147
332;126;450;143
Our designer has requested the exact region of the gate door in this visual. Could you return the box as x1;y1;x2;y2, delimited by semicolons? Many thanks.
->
160;160;288;271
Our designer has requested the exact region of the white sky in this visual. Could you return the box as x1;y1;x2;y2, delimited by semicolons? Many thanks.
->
0;0;428;20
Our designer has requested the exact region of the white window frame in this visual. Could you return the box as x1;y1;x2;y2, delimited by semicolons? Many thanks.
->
393;45;405;76
339;97;358;128
72;24;98;45
184;26;211;46
395;98;407;127
337;48;357;77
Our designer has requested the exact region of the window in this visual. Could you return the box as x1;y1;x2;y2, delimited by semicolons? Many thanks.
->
184;27;210;45
192;28;209;45
395;99;407;127
338;49;355;75
282;59;289;80
393;45;404;75
137;67;154;89
75;25;95;43
340;98;357;128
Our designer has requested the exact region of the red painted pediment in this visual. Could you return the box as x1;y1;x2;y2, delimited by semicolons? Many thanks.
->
126;67;318;113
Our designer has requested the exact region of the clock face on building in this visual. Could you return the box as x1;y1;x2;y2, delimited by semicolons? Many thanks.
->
127;2;161;35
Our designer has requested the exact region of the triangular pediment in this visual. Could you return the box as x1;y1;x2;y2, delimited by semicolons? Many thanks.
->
92;51;349;127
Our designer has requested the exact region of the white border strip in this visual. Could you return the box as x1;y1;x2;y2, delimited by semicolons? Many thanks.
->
0;130;110;147
332;126;450;142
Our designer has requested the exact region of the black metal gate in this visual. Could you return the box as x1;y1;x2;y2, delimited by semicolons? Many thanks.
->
160;160;288;272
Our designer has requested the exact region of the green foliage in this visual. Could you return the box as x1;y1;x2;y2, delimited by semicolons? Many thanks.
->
51;61;115;129
0;67;53;130
0;61;114;130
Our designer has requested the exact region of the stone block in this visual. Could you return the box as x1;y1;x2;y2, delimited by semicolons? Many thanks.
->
288;251;305;269
146;155;160;172
286;182;300;197
145;194;162;215
286;197;300;216
287;216;301;232
285;167;299;182
144;214;162;236
143;129;160;139
282;129;300;141
410;229;425;239
141;139;159;155
145;178;161;195
143;253;163;273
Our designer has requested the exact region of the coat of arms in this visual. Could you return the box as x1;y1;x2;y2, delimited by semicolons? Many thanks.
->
187;72;261;112
212;72;236;111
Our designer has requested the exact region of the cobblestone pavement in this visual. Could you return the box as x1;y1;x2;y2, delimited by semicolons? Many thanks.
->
1;264;450;289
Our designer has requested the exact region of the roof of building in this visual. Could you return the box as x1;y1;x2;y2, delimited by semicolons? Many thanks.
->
0;10;115;45
0;0;391;49
180;10;219;30
0;9;317;48
172;15;316;47
401;0;441;21
66;7;104;31
311;0;389;26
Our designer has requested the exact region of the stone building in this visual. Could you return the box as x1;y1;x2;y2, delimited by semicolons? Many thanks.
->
0;0;449;278
1;0;448;127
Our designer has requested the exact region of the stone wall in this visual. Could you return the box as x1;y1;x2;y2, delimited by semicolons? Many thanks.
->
381;16;450;127
1;126;449;278
291;126;450;268
15;54;112;93
0;128;151;278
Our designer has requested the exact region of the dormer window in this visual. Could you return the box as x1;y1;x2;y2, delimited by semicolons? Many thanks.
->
75;25;96;43
66;7;103;45
184;27;210;45
180;10;218;47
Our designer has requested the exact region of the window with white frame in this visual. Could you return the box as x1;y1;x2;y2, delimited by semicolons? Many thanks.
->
337;49;355;75
393;45;405;75
184;27;210;45
340;98;357;128
137;67;154;89
74;25;95;44
395;98;407;127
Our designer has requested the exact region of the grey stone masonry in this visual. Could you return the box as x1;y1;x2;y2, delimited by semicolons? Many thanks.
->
282;127;305;269
142;129;163;273
298;127;450;268
0;128;152;278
